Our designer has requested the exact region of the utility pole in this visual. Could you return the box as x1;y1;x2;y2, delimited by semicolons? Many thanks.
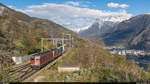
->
62;33;65;52
56;39;58;48
41;33;73;52
65;34;71;47
71;37;74;48
41;38;44;52
69;34;71;47
62;33;64;46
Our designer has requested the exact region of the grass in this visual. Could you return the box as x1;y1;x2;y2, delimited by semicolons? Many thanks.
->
58;48;77;66
29;48;77;82
27;43;150;82
29;61;150;82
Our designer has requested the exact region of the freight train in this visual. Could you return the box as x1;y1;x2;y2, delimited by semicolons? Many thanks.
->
30;47;63;69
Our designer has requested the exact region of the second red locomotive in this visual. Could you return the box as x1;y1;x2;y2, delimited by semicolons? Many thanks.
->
30;47;63;69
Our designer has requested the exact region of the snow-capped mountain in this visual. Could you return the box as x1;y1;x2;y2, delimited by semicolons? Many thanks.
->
71;25;91;33
102;14;150;50
104;16;131;22
79;15;131;37
94;18;104;29
79;17;118;37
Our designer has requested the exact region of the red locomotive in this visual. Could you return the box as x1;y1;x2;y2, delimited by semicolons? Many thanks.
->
30;47;63;69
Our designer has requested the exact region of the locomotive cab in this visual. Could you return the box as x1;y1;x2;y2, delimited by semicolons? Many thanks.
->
30;55;41;69
35;56;40;65
30;56;35;65
30;46;63;70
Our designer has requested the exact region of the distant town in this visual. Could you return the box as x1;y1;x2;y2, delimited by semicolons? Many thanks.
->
105;46;150;70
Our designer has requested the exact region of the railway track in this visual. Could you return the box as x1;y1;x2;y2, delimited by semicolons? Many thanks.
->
9;63;30;74
16;68;38;82
8;49;67;82
9;63;40;82
24;49;69;82
8;63;39;82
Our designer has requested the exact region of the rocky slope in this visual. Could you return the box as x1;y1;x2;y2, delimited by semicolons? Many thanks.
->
79;18;117;39
102;14;150;50
1;3;150;82
0;3;81;56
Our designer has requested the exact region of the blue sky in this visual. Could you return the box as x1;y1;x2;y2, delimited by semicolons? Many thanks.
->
0;0;149;32
1;0;149;15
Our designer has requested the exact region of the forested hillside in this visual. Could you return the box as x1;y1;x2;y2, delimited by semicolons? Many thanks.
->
1;3;150;82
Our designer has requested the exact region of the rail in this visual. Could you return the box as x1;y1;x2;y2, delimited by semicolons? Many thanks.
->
9;48;67;82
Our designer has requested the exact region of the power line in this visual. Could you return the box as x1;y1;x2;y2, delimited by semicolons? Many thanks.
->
40;33;74;52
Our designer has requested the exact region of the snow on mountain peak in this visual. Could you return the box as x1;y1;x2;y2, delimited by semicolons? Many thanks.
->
74;16;131;33
72;25;91;33
104;16;131;22
93;18;104;29
95;18;103;23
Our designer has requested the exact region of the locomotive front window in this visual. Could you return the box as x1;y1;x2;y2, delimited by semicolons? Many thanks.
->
36;59;40;61
31;58;34;61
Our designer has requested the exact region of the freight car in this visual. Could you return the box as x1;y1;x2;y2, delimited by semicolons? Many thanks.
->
30;47;63;69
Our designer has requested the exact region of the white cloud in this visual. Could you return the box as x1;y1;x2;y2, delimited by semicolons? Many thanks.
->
120;4;129;8
65;1;80;7
11;3;132;32
107;2;119;8
107;2;129;8
64;1;94;8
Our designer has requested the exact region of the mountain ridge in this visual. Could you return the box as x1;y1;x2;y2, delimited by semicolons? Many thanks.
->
79;18;118;38
0;3;84;55
102;14;150;50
